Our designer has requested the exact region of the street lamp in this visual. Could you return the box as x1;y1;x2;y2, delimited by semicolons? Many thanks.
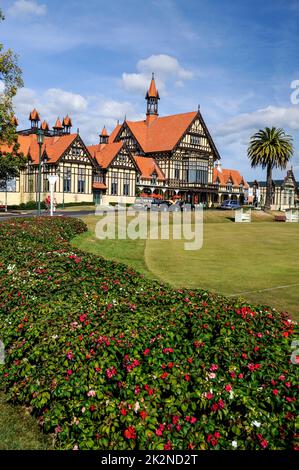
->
37;129;44;215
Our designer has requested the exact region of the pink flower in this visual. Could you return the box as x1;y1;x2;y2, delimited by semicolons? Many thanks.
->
208;372;216;379
106;366;117;379
87;390;96;397
210;364;218;371
176;425;181;432
285;382;291;388
66;369;73;376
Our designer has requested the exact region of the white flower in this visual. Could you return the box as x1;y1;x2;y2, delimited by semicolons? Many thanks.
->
232;440;238;448
51;335;58;339
252;420;261;428
229;391;234;400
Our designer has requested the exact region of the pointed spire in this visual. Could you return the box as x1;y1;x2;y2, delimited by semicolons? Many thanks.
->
53;117;63;129
99;126;109;144
146;72;160;99
62;115;72;127
41;120;49;131
145;73;159;120
29;108;40;128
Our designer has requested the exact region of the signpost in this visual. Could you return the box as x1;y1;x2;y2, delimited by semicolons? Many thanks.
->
47;175;58;216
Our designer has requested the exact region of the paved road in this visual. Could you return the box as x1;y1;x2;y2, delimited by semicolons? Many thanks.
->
0;210;95;221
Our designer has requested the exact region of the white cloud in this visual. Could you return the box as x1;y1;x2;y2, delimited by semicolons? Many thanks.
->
12;87;141;144
8;0;47;17
122;54;193;95
44;89;87;113
215;105;299;138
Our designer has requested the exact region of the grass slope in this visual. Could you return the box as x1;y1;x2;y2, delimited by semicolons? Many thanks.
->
72;212;299;320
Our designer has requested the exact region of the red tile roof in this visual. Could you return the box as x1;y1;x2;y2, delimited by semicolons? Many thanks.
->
213;168;248;188
134;156;165;181
111;111;199;153
0;133;78;164
108;124;121;143
87;141;124;169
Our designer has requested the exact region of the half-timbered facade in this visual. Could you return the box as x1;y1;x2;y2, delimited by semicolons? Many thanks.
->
104;75;222;204
0;111;95;206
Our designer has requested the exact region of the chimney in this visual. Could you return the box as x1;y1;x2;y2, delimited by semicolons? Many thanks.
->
215;161;222;173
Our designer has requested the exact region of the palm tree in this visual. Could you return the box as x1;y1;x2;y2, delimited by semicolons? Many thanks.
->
247;127;294;210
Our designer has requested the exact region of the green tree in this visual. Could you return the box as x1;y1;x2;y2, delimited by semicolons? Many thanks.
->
0;8;25;187
247;127;294;210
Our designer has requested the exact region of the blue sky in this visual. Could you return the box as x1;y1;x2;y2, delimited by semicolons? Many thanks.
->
1;0;299;180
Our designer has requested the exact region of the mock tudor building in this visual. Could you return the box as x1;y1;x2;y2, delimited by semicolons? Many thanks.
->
88;74;248;205
0;75;250;207
0;110;95;206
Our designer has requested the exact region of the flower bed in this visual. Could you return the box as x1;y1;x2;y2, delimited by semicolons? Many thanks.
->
0;218;297;450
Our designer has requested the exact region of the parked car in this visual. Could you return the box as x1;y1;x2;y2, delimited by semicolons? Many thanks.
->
150;199;173;211
219;200;241;210
173;200;196;211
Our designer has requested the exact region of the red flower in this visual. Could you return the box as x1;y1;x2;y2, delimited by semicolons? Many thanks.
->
164;441;172;450
120;408;127;416
190;416;197;424
211;403;218;412
168;362;174;369
210;364;218;371
66;369;73;376
272;389;279;396
172;416;179;425
135;385;141;394
106;366;117;379
285;382;291;388
206;392;213;400
214;431;221;439
155;424;165;436
161;372;168;380
225;384;232;392
218;399;225;409
187;357;193;363
140;411;148;420
163;348;174;354
176;425;181;432
124;426;137;439
260;439;268;449
143;348;150;356
184;374;191;381
89;405;96;412
238;373;244;379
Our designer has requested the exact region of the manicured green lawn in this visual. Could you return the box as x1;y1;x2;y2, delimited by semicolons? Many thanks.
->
0;390;52;450
73;211;299;320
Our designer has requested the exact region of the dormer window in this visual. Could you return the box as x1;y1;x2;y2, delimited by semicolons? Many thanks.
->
151;173;157;185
